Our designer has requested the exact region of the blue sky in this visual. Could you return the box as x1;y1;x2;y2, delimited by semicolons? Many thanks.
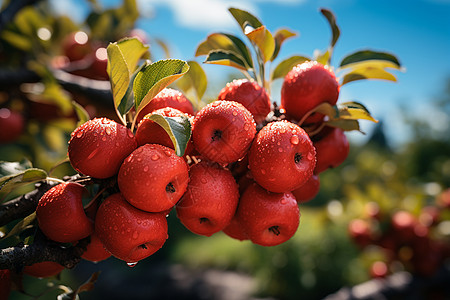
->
51;0;450;147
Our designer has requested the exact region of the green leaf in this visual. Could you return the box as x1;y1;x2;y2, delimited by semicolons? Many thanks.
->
107;38;149;117
195;33;253;69
338;59;402;71
144;114;192;157
133;59;190;121
245;26;275;63
0;160;47;199
313;102;340;119
203;50;248;71
338;102;378;122
341;67;397;85
271;55;310;81
117;63;147;116
314;48;331;66
71;101;90;127
1;212;36;240
326;119;361;132
228;7;263;34
271;28;298;61
320;8;340;48
339;50;401;68
176;61;207;101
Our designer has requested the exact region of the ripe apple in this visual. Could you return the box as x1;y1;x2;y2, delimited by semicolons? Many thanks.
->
248;120;316;193
236;183;300;246
176;161;239;236
36;182;93;243
192;100;256;164
95;193;168;263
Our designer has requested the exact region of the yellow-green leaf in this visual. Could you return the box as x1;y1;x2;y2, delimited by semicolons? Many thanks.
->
340;50;401;68
271;28;298;61
271;55;310;80
176;61;207;101
203;50;248;71
144;114;192;157
116;37;149;74
341;67;397;85
71;101;90;127
107;43;129;109
326;119;361;132
320;8;340;48
133;59;190;123
338;102;378;123
228;7;263;33
338;59;402;71
246;26;275;63
195;33;253;68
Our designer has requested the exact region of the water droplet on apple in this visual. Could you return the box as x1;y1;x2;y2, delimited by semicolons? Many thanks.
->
132;231;139;239
127;131;134;139
127;262;138;268
151;154;160;161
278;147;283;153
307;152;314;160
261;169;266;175
290;135;299;145
76;131;83;138
232;111;238;116
143;166;149;172
102;136;107;141
105;127;111;135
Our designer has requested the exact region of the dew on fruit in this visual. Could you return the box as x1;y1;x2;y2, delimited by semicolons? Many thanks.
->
143;166;149;172
164;150;172;157
102;136;107;141
232;111;238;116
137;157;142;162
261;169;266;175
151;154;160;161
105;127;111;135
132;231;139;239
281;198;287;205
307;152;314;161
278;147;283;153
290;135;299;145
127;262;138;268
116;142;120;147
76;131;83;138
127;131;134;139
200;177;207;184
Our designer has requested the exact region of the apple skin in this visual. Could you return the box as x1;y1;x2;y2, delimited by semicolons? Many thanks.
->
192;100;256;165
313;127;349;174
95;193;168;263
248;120;316;193
236;183;300;246
176;161;239;236
36;182;93;243
217;79;271;124
23;261;65;278
281;60;339;124
0;108;24;144
118;144;189;213
68;118;137;179
222;215;249;241
291;174;320;204
135;88;194;125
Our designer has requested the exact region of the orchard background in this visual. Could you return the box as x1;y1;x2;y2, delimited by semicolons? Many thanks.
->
0;0;450;299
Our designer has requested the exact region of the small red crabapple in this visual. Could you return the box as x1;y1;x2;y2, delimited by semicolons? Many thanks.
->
192;100;256;165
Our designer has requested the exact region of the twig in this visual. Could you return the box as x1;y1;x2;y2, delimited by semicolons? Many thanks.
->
0;230;89;271
0;182;54;227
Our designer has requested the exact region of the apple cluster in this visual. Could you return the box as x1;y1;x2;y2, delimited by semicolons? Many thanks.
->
348;193;450;278
33;60;351;269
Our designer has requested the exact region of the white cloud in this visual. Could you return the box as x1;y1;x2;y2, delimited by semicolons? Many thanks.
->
138;0;305;31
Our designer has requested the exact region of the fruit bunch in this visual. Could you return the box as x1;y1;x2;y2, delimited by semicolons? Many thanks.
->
348;195;450;278
1;7;402;284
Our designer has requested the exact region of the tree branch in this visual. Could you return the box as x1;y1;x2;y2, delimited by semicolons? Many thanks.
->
0;68;113;107
0;182;54;227
0;230;89;271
